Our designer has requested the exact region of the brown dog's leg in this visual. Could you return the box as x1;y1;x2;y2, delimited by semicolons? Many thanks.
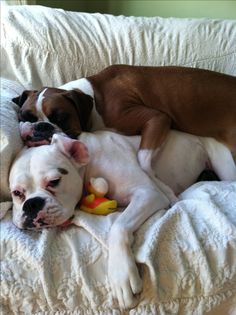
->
138;112;171;173
140;112;171;148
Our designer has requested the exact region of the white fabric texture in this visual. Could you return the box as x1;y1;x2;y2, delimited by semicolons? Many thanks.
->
1;5;236;89
0;79;24;202
1;5;236;314
1;182;236;314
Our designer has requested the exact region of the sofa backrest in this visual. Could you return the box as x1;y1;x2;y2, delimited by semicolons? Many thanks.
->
1;5;236;89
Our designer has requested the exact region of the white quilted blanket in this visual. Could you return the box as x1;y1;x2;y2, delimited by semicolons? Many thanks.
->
1;182;236;314
1;5;236;314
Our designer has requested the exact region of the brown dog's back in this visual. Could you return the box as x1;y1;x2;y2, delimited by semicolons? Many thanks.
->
88;65;236;152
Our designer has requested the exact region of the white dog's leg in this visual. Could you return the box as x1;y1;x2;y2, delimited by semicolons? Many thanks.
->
108;186;169;309
202;138;236;180
138;149;178;204
137;149;154;175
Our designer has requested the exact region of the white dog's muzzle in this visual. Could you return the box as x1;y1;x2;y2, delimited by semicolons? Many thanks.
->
13;191;74;230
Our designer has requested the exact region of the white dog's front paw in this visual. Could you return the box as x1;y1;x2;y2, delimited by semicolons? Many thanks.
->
108;246;143;309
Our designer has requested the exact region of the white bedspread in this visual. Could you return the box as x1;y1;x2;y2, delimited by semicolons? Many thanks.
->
1;182;236;314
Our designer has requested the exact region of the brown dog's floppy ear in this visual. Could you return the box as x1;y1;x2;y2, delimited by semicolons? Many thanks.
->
63;90;93;131
12;90;35;107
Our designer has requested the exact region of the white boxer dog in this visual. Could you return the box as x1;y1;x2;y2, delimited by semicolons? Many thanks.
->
9;128;236;309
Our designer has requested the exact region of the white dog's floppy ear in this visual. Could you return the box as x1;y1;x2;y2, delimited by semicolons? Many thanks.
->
51;134;89;165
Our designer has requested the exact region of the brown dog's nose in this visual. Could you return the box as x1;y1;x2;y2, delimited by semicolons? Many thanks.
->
34;122;55;132
26;122;56;145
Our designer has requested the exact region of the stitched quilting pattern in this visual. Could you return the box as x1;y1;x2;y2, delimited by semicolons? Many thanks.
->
1;182;236;314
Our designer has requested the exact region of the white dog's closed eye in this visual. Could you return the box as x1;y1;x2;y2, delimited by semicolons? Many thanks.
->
12;189;25;202
43;169;66;194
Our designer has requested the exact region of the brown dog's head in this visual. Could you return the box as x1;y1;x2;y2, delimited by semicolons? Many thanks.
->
12;87;93;144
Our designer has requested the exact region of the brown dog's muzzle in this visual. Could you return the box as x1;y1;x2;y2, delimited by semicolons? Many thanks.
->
20;121;64;147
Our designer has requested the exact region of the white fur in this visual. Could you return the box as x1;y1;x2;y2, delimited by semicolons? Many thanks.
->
201;137;236;180
60;78;94;98
9;130;236;308
35;88;49;121
137;149;154;173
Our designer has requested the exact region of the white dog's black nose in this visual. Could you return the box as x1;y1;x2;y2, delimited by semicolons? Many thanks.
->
23;197;46;229
23;197;45;214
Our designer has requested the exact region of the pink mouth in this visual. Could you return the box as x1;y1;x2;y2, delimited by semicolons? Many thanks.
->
33;210;50;228
59;218;74;228
26;139;51;147
19;121;34;140
32;210;74;229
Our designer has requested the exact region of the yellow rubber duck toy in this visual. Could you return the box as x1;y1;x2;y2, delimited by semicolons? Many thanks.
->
80;177;117;215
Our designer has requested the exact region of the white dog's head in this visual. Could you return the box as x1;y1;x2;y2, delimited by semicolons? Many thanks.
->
9;134;89;230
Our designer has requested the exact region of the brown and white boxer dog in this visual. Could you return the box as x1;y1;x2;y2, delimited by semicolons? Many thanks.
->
9;129;236;309
12;65;236;173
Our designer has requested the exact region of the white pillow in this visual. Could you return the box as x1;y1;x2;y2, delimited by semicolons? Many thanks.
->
0;78;24;202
